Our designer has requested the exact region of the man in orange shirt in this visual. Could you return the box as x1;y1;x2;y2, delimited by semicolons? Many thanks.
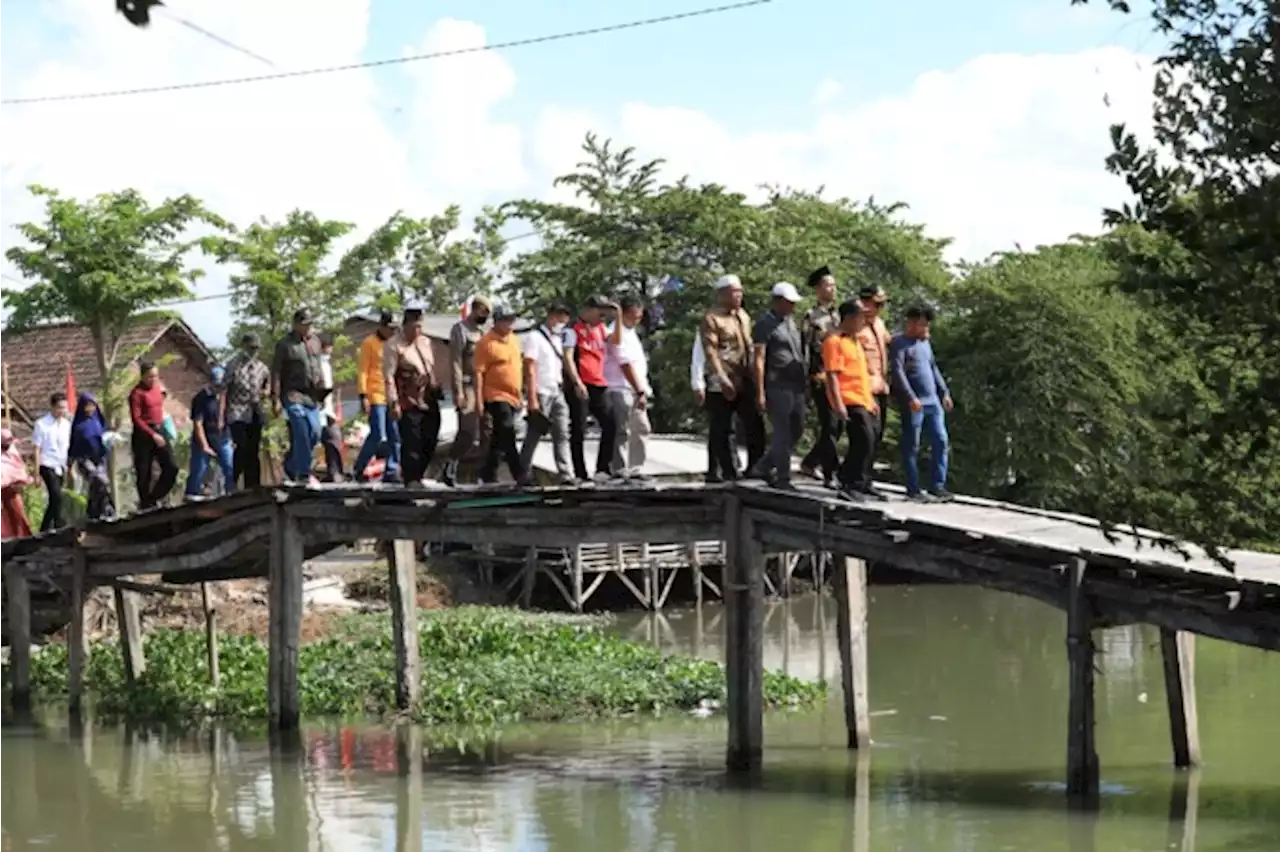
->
822;300;884;502
474;305;529;485
352;310;402;482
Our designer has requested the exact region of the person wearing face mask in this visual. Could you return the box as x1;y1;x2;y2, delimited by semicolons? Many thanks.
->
317;333;346;482
353;310;402;483
443;295;493;486
519;302;576;485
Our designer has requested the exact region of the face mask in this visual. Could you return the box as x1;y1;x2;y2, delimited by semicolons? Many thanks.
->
549;322;566;335
473;314;489;326
320;354;331;364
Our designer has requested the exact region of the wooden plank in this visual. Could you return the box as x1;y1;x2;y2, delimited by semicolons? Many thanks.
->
1160;629;1200;768
834;556;871;749
201;582;219;687
4;564;32;711
390;541;422;710
520;546;537;609
91;522;272;577
113;583;146;684
724;496;764;772
1066;557;1100;806
570;545;584;612
268;509;304;731
303;519;720;549
68;550;87;720
688;542;704;607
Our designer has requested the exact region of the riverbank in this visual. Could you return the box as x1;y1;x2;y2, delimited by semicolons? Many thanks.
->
16;607;823;726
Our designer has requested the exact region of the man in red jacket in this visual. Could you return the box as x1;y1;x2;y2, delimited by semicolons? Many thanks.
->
129;360;179;511
563;295;612;482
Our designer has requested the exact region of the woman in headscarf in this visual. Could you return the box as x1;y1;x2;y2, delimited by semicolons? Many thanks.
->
1;428;33;539
69;392;116;521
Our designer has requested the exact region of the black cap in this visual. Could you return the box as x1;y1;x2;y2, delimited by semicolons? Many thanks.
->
859;285;889;304
807;265;833;287
584;294;607;309
241;331;261;347
905;303;936;322
293;307;313;324
838;299;863;320
378;309;400;327
548;301;573;316
493;305;518;322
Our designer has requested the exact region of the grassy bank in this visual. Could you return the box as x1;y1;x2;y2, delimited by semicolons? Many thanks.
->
17;607;824;725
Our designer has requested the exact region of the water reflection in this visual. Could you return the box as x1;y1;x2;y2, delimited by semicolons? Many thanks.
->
4;587;1278;851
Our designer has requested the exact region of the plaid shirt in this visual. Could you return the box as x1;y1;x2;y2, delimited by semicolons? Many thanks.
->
224;351;271;424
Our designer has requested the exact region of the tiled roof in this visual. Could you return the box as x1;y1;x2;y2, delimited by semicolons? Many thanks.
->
0;317;211;416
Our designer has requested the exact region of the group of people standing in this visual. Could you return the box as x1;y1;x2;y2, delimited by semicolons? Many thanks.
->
691;265;954;502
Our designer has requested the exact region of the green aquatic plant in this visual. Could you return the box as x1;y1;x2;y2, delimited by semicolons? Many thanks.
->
14;607;823;726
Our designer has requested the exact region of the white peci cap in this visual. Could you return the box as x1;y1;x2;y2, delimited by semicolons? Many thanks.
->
715;274;743;290
771;281;802;303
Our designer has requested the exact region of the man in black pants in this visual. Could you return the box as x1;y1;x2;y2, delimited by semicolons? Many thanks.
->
823;301;884;502
799;265;841;485
563;295;611;482
129;361;179;510
700;274;765;479
224;331;270;488
475;305;528;484
385;307;443;485
31;392;71;532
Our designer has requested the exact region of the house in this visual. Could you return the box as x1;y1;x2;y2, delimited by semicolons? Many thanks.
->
0;386;36;441
1;316;217;431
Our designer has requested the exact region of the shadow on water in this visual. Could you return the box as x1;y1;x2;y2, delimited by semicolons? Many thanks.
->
5;586;1279;850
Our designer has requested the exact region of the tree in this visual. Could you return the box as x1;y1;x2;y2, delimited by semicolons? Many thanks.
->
202;210;355;345
337;207;505;314
4;184;222;424
1074;0;1280;549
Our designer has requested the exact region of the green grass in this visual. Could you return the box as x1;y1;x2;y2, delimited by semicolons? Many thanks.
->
15;607;824;726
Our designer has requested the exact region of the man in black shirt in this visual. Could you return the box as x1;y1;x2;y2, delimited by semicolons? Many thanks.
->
271;308;327;483
185;367;234;498
748;282;807;489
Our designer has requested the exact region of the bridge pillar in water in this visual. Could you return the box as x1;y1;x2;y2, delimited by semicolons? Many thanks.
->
1160;629;1200;768
390;540;422;711
834;555;870;749
4;565;33;712
269;507;304;731
1066;557;1100;806
724;496;764;772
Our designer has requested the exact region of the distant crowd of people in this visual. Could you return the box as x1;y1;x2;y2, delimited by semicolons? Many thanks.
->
3;266;954;539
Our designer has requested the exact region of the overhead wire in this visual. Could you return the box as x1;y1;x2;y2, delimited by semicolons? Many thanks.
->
157;7;278;69
2;1;774;106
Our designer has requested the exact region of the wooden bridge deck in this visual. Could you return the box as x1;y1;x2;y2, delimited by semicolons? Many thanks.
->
3;479;1278;804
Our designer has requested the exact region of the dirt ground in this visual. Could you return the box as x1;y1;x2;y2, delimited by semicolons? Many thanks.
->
76;550;500;643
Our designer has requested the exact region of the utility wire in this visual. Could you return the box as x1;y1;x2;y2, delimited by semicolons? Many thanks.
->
3;1;773;106
159;8;278;69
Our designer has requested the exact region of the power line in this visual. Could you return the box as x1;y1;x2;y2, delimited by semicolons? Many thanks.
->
159;9;277;69
3;1;773;106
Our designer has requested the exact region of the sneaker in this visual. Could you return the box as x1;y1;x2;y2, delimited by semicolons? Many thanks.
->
798;464;818;480
929;488;955;503
592;471;613;485
907;490;938;503
577;477;597;488
838;487;866;503
861;488;889;502
704;472;725;484
441;460;458;488
558;474;578;487
630;472;655;484
771;480;798;492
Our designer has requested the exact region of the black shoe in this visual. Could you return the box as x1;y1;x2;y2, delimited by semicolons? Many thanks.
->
441;460;458;487
771;480;799;492
705;472;725;484
929;488;955;503
838;486;866;503
907;490;938;503
823;474;840;490
860;487;889;502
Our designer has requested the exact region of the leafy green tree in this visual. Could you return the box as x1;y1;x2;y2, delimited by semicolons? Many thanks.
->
337;207;505;314
202;210;355;345
3;184;223;424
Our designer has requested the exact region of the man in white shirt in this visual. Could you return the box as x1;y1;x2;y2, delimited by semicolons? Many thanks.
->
690;334;722;482
31;392;71;532
602;295;652;482
519;302;575;485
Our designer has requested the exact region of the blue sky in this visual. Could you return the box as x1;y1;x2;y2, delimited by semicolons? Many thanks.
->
1;0;1161;346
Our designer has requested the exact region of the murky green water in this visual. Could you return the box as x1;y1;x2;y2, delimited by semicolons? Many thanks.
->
4;587;1279;851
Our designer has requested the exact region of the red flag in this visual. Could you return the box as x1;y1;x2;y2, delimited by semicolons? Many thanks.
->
65;361;76;404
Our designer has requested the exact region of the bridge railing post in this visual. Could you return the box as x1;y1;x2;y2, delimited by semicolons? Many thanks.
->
724;497;764;772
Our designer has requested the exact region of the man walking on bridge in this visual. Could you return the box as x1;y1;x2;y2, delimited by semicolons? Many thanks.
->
799;265;840;485
443;296;492;487
890;305;954;502
385;306;442;486
474;305;529;485
353;310;402;483
823;301;883;502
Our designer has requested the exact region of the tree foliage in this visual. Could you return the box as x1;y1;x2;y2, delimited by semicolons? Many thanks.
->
201;210;355;344
3;184;222;424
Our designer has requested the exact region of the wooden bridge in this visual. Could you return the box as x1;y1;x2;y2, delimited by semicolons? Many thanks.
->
3;480;1278;805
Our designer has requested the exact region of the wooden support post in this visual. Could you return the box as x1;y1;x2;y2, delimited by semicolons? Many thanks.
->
687;542;704;607
390;540;422;711
268;508;304;731
201;582;219;687
68;551;88;720
570;545;584;613
1160;629;1200;768
834;555;871;749
520;546;537;609
724;498;764;772
113;583;146;684
4;565;33;712
1066;557;1100;805
395;725;424;852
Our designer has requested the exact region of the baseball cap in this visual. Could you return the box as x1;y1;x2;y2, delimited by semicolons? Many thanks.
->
211;366;227;385
292;307;313;324
858;285;889;304
240;331;261;347
493;304;518;322
471;294;493;313
378;309;401;327
771;282;802;303
584;294;607;309
715;274;743;291
807;265;833;287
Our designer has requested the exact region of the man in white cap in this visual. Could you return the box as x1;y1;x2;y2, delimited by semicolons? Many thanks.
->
747;282;806;489
699;273;764;481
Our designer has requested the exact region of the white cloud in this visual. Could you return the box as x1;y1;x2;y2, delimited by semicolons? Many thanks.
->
811;78;843;107
4;2;1159;349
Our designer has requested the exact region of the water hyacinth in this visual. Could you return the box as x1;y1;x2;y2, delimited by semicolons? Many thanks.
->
15;607;824;726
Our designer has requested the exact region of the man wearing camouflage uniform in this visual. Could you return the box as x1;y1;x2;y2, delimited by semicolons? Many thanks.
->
798;265;841;485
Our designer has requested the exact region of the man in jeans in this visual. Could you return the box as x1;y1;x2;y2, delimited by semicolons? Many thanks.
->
353;310;402;482
520;302;576;485
185;367;234;499
271;307;326;484
602;295;653;482
890;304;954;502
443;296;491;486
749;282;806;489
474;305;528;485
224;331;271;489
31;392;71;531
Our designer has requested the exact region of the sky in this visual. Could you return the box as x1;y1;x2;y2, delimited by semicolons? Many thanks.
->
0;0;1163;348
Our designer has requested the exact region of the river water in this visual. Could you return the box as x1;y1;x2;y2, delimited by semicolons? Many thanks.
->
3;586;1278;851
